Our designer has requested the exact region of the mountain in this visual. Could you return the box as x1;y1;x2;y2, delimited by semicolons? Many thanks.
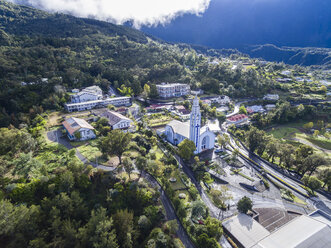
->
142;0;331;67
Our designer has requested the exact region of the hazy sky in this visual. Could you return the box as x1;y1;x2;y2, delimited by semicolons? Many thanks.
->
9;0;211;27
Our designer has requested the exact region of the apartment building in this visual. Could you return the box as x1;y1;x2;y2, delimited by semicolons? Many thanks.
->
156;83;190;98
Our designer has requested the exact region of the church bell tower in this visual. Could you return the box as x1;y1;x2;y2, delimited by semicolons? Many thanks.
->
190;95;201;153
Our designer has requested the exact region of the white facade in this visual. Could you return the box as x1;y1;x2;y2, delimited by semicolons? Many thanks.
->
156;83;190;98
100;110;133;131
210;95;231;105
164;95;215;154
263;94;279;101
70;86;103;103
65;97;132;112
62;117;96;141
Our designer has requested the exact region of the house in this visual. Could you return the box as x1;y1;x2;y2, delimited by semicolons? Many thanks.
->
156;83;190;98
265;104;276;111
281;70;291;76
226;114;249;126
210;95;231;105
216;106;229;113
263;94;279;101
163;95;215;154
191;89;204;95
62;117;96;141
100;110;133;131
70;86;103;103
65;96;132;112
246;105;265;114
170;105;191;121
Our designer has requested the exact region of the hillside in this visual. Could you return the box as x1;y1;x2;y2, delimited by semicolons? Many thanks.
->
242;44;331;68
1;0;280;127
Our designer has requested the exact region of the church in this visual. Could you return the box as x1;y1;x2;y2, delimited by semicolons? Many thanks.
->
164;95;215;154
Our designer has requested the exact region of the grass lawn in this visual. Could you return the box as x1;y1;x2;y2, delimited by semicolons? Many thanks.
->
268;127;298;139
175;189;191;202
167;172;187;191
77;144;102;162
296;133;331;150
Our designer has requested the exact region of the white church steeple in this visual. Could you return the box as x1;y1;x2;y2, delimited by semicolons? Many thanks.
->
190;94;201;153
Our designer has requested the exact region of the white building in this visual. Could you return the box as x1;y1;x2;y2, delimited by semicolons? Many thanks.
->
210;95;231;105
263;94;279;101
281;70;292;76
164;95;215;154
100;110;133;131
247;105;265;114
156;83;190;98
65;96;132;112
71;86;103;103
62;117;96;141
265;104;276;111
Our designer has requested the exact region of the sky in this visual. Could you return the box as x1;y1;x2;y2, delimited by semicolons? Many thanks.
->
9;0;212;27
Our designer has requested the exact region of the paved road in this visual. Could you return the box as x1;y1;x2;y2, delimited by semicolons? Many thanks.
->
226;131;331;215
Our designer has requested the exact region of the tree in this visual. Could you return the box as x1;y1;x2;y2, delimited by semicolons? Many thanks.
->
196;233;220;248
301;154;326;176
279;144;295;169
191;201;206;219
266;139;279;163
79;208;118;248
98;130;131;165
239;105;247;115
149;84;159;99
178;139;196;161
313;130;319;137
217;135;227;150
135;155;147;180
303;175;322;193
246;127;268;154
113;209;135;248
205;217;223;240
318;168;331;191
237;196;252;214
122;157;134;180
303;122;314;130
143;84;150;99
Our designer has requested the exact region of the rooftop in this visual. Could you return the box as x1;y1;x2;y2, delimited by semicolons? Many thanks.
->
167;120;190;138
62;117;94;135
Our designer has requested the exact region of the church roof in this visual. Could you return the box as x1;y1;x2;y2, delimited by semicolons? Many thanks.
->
167;120;190;138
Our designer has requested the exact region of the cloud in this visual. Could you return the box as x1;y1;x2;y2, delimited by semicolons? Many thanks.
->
9;0;211;27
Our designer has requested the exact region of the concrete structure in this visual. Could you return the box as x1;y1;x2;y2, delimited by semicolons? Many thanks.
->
246;105;265;114
65;97;132;112
71;86;103;103
265;104;276;111
100;110;133;131
263;94;279;101
223;210;331;248
156;83;190;98
164;95;215;154
62;117;96;141
227;114;249;126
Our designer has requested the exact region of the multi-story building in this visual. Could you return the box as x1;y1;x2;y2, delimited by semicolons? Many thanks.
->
70;86;103;103
65;96;132;112
156;83;190;98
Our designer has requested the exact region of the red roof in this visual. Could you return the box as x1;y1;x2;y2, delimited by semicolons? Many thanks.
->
227;114;248;122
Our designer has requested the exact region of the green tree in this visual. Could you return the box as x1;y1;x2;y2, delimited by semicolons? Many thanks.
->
98;130;131;165
303;176;322;193
205;217;223;240
191;201;206;219
237;196;252;214
178;139;196;161
122;157;134;180
135;155;147;180
149;84;159;99
196;233;220;248
79;207;118;248
239;105;247;115
113;209;135;248
303;122;314;130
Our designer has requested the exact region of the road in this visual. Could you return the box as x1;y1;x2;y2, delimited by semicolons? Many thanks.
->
226;131;331;215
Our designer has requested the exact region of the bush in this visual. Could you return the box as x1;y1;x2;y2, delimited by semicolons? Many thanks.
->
237;196;252;214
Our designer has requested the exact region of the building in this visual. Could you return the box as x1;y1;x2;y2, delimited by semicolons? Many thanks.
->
265;104;276;111
223;210;331;248
210;95;231;105
246;105;265;114
263;94;279;101
156;83;190;98
163;95;215;154
281;70;291;76
70;86;103;103
191;89;204;95
100;110;133;131
65;97;132;112
62;117;96;141
227;114;249;126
